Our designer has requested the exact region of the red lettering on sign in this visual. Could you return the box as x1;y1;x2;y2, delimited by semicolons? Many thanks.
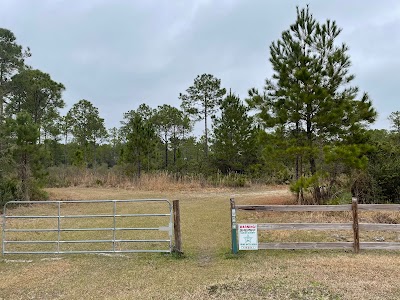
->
239;224;256;229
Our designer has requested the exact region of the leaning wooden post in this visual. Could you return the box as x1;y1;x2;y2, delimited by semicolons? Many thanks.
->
352;197;360;253
230;198;238;254
173;200;183;254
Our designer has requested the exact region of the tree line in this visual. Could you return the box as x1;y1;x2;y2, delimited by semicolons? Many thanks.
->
0;6;399;205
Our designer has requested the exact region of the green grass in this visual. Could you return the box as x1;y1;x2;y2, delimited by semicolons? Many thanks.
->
1;186;400;299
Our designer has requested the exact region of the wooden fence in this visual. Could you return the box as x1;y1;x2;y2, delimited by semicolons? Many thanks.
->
230;198;400;254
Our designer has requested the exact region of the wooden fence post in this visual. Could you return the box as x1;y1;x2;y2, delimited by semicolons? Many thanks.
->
173;200;183;254
230;198;238;254
352;197;360;253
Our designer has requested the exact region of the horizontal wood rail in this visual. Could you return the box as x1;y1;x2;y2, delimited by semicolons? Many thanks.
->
257;223;400;231
236;204;352;212
230;197;400;254
358;204;400;211
258;223;353;230
258;242;353;250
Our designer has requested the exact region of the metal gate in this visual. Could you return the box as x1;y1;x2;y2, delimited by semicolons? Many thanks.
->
2;199;173;255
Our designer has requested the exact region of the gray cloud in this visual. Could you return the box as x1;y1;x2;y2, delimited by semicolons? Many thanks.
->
1;0;398;130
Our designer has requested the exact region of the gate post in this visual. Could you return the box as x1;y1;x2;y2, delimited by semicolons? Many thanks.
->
352;197;360;253
2;203;6;255
230;198;238;254
173;200;183;254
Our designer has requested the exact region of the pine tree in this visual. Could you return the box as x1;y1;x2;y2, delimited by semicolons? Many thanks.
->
7;69;65;143
121;109;157;177
248;6;376;203
67;99;107;166
5;112;40;200
388;111;400;136
153;104;191;169
179;74;226;159
0;28;30;119
212;93;258;173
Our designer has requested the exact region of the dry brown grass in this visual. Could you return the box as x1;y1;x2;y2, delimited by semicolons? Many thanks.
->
47;165;293;192
48;167;209;191
1;186;400;300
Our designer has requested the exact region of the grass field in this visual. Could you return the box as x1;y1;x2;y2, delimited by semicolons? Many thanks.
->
1;186;400;300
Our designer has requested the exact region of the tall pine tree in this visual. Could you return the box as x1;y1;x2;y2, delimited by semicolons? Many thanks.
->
120;109;157;177
179;74;226;159
248;6;376;203
212;93;258;174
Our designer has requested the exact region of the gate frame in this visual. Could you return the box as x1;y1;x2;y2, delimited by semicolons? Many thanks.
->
2;199;181;255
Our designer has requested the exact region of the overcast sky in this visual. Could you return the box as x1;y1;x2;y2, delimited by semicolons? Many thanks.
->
1;0;399;132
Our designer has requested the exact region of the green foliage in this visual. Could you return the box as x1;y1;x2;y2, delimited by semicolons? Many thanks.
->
174;136;204;174
153;104;191;169
363;129;400;203
324;144;372;170
120;107;158;177
253;129;293;183
29;181;49;201
0;177;18;207
247;6;376;203
351;170;378;204
211;93;258;174
67;99;107;146
326;191;352;205
290;173;325;204
0;36;64;202
106;127;122;167
43;138;64;166
4;111;46;201
388;110;400;148
7;69;65;126
180;74;226;157
72;149;85;167
207;172;249;187
0;28;30;118
67;99;107;166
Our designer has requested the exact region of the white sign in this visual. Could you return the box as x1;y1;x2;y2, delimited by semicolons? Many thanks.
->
238;224;258;250
231;208;236;229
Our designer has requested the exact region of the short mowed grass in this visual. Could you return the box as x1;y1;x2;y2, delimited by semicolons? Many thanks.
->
1;186;400;300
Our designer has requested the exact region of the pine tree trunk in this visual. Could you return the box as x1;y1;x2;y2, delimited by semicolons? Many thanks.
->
204;95;208;158
165;133;168;169
306;112;321;204
0;67;4;120
0;97;3;120
64;132;68;165
296;155;300;204
173;146;177;166
295;121;300;203
93;142;96;169
299;155;305;204
173;130;177;166
310;156;322;204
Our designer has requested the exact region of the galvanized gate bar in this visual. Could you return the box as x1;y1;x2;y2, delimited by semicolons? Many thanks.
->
2;199;173;255
5;227;164;232
5;214;171;218
8;250;171;254
6;239;170;243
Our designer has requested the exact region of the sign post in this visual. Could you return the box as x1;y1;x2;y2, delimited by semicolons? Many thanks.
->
238;224;258;250
230;198;238;254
